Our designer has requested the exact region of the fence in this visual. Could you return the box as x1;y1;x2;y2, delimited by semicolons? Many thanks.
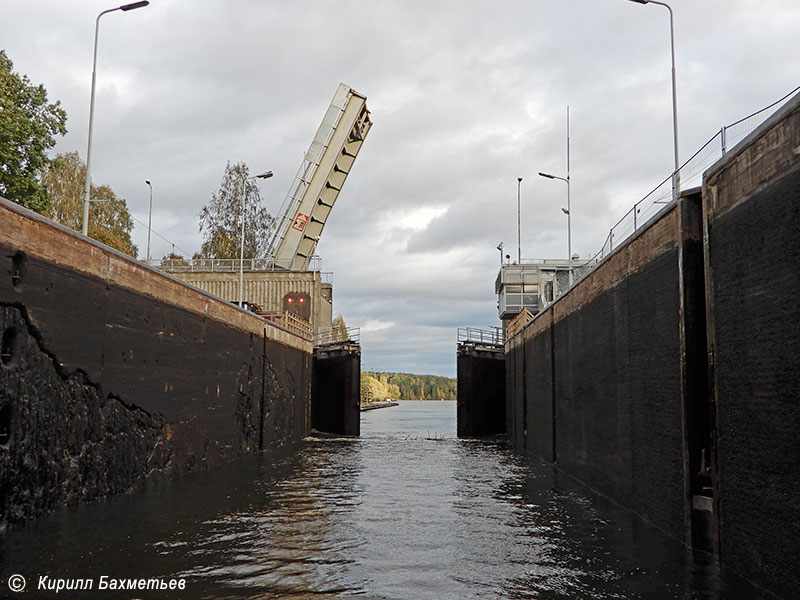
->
457;327;505;348
587;84;800;268
259;310;313;340
314;326;361;347
153;255;323;273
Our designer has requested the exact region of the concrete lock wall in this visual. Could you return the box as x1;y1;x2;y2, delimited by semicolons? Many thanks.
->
0;198;312;525
504;91;800;597
522;309;555;461
456;345;505;438
703;96;800;597
507;198;691;542
311;342;360;436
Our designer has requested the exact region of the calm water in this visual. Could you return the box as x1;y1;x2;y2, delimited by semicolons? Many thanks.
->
1;401;765;599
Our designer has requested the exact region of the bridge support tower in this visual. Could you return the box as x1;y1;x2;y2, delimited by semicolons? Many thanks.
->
457;331;506;438
312;341;360;436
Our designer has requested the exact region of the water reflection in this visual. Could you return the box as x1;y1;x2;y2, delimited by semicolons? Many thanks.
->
1;401;767;599
173;441;367;597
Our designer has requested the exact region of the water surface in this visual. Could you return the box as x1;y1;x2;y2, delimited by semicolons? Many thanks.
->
1;401;765;599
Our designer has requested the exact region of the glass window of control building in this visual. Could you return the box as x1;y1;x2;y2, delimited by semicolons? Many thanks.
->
496;258;592;323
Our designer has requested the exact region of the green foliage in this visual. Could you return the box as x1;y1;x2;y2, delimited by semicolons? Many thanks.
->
198;162;272;259
88;184;138;257
331;314;348;342
41;152;138;257
0;50;67;213
162;252;188;265
361;371;456;402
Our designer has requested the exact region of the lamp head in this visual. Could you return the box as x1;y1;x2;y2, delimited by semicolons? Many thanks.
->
561;208;570;215
120;1;149;11
627;0;649;3
539;172;556;179
255;171;274;179
145;179;151;186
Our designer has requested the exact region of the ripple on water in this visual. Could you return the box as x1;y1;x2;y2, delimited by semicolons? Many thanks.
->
0;401;771;599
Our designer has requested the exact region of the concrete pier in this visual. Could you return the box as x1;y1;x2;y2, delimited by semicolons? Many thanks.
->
456;343;505;438
311;341;361;436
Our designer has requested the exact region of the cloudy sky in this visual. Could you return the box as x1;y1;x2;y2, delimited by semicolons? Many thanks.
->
3;0;799;376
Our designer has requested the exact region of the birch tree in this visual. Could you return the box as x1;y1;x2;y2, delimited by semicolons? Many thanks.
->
198;162;273;259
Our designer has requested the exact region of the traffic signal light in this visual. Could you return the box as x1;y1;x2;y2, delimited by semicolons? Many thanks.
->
283;292;311;320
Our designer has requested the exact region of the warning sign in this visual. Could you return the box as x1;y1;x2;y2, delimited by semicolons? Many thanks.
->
291;212;309;232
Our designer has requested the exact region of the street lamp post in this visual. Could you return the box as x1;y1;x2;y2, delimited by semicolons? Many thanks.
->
628;0;680;202
539;106;573;286
82;1;150;237
238;170;274;308
539;172;572;286
144;179;152;264
516;178;522;264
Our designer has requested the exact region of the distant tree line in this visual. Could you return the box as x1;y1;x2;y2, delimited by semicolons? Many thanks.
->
361;371;456;402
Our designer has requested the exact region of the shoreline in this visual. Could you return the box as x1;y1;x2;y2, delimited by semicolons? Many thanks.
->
359;401;400;412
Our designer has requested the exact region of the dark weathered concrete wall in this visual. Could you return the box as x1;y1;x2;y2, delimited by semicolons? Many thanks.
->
703;97;800;597
312;342;360;436
0;304;171;523
523;310;554;461
504;91;800;599
509;204;687;540
505;333;524;449
0;199;311;526
456;344;505;438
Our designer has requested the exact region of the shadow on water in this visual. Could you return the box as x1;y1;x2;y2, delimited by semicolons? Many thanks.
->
0;401;772;599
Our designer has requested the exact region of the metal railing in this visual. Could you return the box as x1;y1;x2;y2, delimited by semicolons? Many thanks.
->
153;255;322;273
583;84;800;277
314;326;360;346
260;310;313;340
457;327;505;347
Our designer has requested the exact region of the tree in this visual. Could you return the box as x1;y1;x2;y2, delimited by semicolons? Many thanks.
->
331;314;348;341
40;152;82;228
198;162;272;259
41;152;138;257
0;50;67;213
89;184;138;257
162;251;187;263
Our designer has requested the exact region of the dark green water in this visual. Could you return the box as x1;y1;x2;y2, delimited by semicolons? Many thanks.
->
0;401;767;599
